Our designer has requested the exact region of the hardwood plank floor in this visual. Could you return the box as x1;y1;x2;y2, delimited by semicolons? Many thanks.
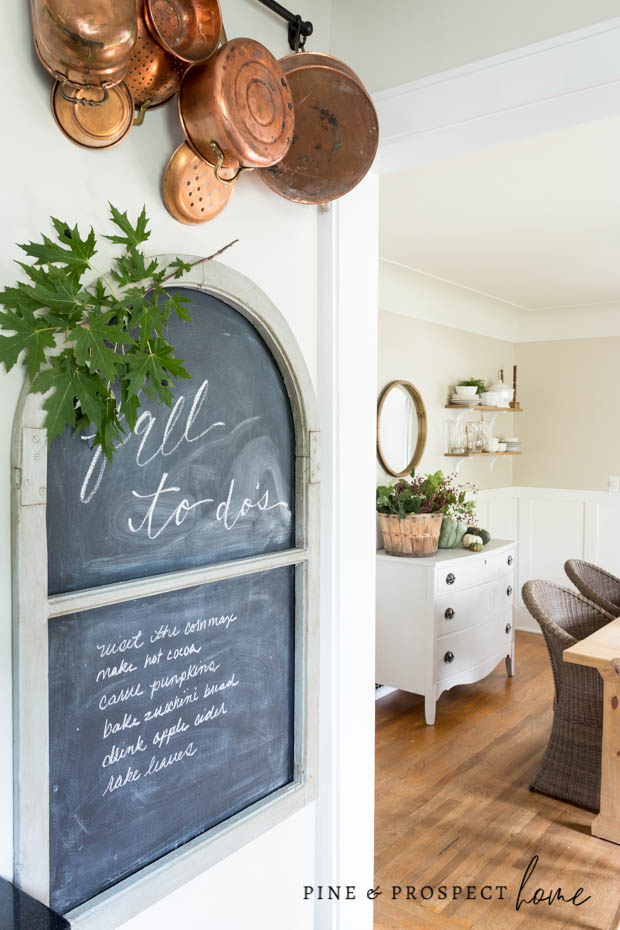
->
374;631;620;930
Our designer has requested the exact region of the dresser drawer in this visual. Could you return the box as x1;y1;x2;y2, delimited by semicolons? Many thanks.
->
435;611;513;684
436;573;514;635
436;547;515;594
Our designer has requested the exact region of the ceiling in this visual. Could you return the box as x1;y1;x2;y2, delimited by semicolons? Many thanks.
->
379;114;620;310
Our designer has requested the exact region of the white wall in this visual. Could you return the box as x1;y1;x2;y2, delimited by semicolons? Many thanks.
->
478;486;620;632
0;3;360;929
378;311;516;491
514;337;620;492
331;1;620;91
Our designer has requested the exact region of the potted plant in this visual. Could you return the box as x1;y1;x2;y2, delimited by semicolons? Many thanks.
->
456;377;487;396
376;470;476;557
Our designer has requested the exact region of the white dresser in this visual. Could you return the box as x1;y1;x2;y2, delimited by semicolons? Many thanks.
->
376;539;516;724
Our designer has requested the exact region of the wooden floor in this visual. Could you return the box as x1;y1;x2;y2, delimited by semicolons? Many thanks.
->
374;631;620;930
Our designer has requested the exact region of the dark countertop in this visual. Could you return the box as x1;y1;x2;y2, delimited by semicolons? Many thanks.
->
0;878;70;930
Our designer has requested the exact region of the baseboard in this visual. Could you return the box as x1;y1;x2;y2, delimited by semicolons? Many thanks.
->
375;685;396;701
514;605;540;634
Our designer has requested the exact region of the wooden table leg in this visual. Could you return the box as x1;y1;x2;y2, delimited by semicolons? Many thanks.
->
592;664;620;845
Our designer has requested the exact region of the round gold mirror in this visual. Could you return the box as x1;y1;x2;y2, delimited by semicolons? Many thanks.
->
377;381;427;477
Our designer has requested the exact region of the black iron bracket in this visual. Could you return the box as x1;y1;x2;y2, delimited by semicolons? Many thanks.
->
256;0;313;51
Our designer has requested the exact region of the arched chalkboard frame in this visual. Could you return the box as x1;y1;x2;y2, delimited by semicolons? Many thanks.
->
11;258;319;929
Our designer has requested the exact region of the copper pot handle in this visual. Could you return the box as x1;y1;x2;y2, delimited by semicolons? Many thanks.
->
134;100;153;126
210;141;247;185
58;80;109;107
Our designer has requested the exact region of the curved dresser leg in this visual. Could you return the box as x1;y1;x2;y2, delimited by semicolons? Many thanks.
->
424;694;436;726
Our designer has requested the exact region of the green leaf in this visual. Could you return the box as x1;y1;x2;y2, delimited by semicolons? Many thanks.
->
163;291;193;322
110;248;159;286
104;204;150;248
124;340;190;405
70;310;134;381
0;308;57;378
166;258;193;280
32;357;110;441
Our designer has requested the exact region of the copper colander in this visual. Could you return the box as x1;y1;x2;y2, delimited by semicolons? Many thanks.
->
125;0;187;112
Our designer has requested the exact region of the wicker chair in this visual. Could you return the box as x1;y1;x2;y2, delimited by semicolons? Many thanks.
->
565;559;620;618
521;580;615;811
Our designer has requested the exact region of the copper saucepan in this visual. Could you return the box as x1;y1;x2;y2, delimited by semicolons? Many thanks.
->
31;0;137;105
144;0;222;64
178;37;295;183
125;0;187;118
258;52;379;204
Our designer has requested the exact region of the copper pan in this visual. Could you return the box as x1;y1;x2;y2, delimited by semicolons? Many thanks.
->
144;0;221;64
162;142;233;223
258;52;379;205
126;0;187;119
178;37;295;183
31;0;137;105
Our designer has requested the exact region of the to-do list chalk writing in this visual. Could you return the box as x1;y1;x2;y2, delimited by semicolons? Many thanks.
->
49;568;295;915
97;611;240;797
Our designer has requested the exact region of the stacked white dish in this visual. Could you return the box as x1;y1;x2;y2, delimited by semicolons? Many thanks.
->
502;437;521;452
450;394;480;407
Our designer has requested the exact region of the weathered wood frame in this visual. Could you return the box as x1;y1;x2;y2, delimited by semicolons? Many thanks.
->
12;259;320;929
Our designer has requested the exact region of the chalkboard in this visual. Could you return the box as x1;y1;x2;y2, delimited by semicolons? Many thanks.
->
46;288;296;595
48;566;295;914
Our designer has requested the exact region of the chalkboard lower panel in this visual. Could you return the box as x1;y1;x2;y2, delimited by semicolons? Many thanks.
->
48;567;296;914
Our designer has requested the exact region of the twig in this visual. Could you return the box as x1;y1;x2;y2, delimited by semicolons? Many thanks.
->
159;239;239;285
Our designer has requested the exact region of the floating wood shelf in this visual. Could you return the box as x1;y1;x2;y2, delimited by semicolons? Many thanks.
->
444;452;522;457
445;405;523;412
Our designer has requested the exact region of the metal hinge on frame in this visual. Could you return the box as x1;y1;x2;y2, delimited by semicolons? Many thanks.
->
309;431;320;484
20;428;47;506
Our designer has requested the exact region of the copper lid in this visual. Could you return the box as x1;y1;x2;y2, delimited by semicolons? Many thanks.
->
258;52;379;204
51;80;134;148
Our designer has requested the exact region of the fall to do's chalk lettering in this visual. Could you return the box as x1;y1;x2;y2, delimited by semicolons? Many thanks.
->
78;377;289;538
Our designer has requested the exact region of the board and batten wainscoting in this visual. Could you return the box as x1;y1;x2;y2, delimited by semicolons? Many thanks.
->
477;486;620;632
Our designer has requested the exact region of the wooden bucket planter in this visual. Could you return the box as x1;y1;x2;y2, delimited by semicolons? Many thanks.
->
378;512;443;557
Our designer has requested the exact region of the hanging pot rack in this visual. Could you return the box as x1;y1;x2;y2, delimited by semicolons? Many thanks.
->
255;0;313;50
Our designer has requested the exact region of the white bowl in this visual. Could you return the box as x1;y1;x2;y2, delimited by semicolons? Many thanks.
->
455;385;478;397
497;442;507;452
480;391;500;406
485;439;499;452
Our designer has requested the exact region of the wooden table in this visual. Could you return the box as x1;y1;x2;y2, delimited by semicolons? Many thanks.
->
564;616;620;844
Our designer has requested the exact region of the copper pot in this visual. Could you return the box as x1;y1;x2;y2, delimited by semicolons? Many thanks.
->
31;0;137;104
125;0;187;114
258;52;379;204
144;0;221;64
178;38;295;182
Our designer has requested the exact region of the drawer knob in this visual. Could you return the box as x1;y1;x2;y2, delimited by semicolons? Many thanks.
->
446;573;456;586
507;585;513;596
444;651;455;664
444;607;455;620
506;623;512;634
507;555;513;566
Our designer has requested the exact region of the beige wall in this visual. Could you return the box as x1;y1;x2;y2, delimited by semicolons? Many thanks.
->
514;337;620;491
332;0;620;92
378;311;516;491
